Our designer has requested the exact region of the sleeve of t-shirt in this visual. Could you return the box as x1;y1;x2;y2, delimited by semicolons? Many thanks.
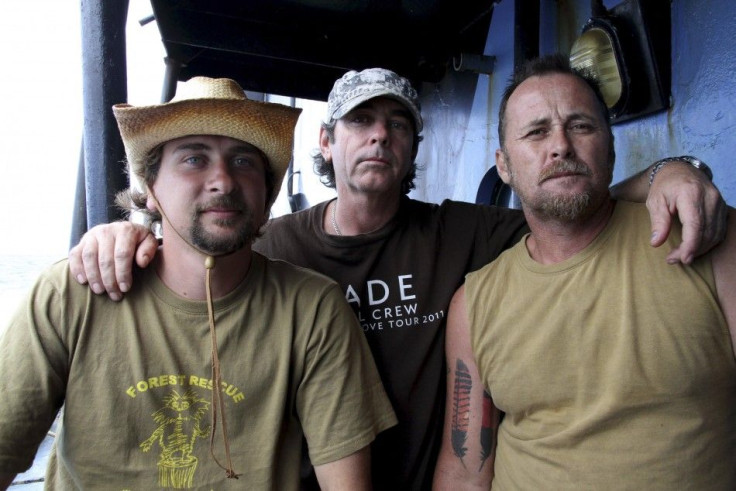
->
295;283;397;466
440;201;529;274
477;205;528;262
0;263;68;474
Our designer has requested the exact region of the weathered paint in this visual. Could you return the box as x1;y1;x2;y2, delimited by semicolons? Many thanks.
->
411;0;736;205
412;0;517;204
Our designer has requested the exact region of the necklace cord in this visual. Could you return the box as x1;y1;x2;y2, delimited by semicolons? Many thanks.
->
331;199;342;236
206;262;238;478
149;190;239;479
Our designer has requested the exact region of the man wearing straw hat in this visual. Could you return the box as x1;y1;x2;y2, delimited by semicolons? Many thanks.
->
0;76;395;489
68;68;727;489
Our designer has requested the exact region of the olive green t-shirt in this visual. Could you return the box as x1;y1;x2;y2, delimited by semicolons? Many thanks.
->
0;253;396;490
466;201;736;489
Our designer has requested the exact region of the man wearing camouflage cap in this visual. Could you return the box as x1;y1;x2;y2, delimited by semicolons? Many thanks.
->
69;68;726;489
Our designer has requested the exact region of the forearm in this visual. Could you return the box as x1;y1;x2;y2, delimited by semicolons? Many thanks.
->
434;382;497;490
609;163;655;202
314;446;372;491
434;453;493;490
610;156;715;203
434;287;496;489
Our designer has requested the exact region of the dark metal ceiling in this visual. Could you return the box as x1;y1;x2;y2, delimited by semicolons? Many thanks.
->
150;0;498;100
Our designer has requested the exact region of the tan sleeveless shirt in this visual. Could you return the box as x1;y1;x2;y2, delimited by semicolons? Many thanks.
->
466;200;736;489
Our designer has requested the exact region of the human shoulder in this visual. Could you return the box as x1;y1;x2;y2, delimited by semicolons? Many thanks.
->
614;199;648;216
255;201;328;255
396;197;513;224
5;259;110;347
264;201;327;232
711;207;736;348
612;200;671;243
438;199;525;222
32;258;156;297
29;258;88;296
257;253;341;291
435;199;528;249
466;236;524;284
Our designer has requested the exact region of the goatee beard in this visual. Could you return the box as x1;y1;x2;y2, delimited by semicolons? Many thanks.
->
514;158;599;222
537;192;592;221
190;196;260;255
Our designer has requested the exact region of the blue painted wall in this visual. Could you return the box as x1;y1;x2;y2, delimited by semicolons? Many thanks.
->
411;0;736;206
611;0;736;203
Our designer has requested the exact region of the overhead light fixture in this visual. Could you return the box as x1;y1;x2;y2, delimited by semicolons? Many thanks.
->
569;0;670;124
570;23;626;110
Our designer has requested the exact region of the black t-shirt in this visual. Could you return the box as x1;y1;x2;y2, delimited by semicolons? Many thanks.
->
254;197;527;490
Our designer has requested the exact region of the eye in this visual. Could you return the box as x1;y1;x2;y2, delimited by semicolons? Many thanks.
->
232;154;264;172
524;128;548;139
389;119;410;131
183;155;205;167
346;112;371;125
569;121;596;133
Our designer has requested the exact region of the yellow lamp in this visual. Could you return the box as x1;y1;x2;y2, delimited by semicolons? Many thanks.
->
570;27;624;109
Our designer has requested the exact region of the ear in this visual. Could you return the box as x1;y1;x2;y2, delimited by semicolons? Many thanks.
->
495;148;512;184
146;186;159;212
319;127;332;161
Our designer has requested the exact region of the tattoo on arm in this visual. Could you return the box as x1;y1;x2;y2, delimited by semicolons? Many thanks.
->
451;359;472;467
479;390;494;471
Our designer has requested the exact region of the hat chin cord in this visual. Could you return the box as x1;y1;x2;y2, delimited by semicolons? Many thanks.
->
149;190;240;479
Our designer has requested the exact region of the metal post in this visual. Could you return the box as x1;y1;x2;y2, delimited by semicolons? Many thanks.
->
514;0;540;68
161;56;182;103
70;138;88;248
79;0;130;232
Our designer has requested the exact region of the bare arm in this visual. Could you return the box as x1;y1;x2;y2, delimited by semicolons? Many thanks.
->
68;221;159;301
313;446;372;491
710;207;736;355
610;160;726;264
434;285;499;490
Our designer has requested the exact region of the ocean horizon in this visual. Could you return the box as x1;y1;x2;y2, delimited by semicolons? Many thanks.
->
0;254;64;332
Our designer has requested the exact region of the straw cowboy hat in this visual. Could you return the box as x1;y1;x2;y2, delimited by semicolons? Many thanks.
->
112;76;302;198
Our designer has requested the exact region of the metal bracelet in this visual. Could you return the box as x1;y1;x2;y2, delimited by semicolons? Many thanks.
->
648;156;712;186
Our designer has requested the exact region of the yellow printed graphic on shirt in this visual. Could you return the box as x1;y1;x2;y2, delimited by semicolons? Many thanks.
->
127;373;246;489
126;374;245;403
140;388;210;489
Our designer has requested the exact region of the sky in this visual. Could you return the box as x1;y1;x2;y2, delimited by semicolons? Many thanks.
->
0;1;84;256
0;0;331;258
0;0;165;257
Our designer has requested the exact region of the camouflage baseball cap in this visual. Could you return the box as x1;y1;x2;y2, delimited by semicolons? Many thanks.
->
324;68;423;132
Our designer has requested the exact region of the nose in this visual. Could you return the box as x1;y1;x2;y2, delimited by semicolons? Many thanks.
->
550;127;574;160
206;158;236;194
369;120;390;146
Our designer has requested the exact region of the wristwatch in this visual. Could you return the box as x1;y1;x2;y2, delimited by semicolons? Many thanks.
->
649;155;713;186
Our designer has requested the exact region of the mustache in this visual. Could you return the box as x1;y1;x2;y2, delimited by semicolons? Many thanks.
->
195;195;246;214
359;151;393;163
538;159;592;184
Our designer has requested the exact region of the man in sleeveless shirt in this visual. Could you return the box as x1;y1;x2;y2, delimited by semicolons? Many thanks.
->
434;54;736;489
